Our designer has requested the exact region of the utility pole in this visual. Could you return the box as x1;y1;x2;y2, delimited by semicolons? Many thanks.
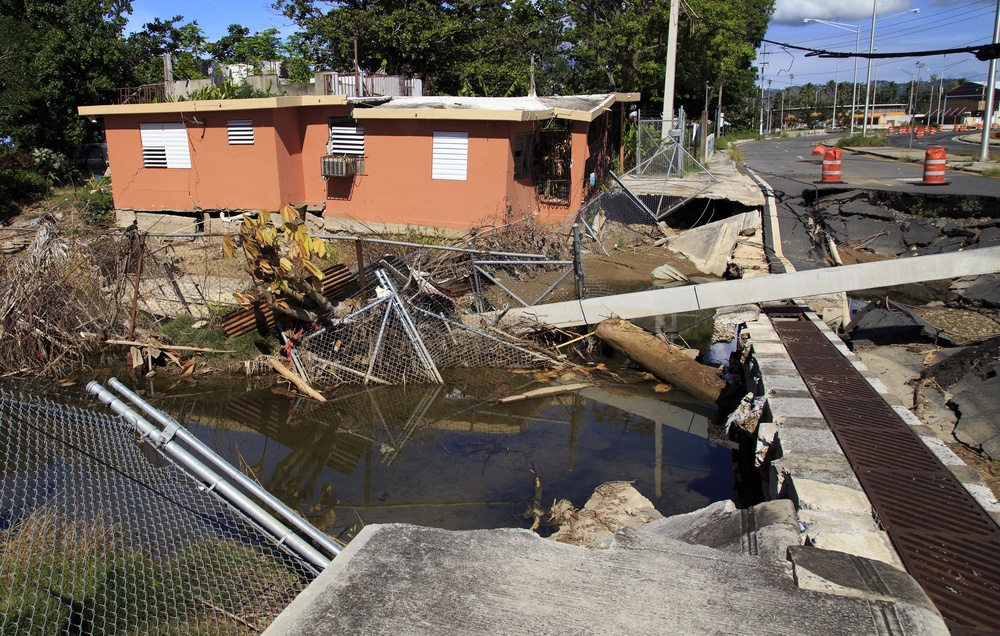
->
915;61;925;123
757;47;770;135
767;79;773;132
980;0;1000;162
862;0;877;136
715;79;724;139
662;0;680;138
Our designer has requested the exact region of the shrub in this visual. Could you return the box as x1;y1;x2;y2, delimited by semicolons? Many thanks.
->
836;134;889;148
0;143;47;215
79;176;115;227
30;148;78;187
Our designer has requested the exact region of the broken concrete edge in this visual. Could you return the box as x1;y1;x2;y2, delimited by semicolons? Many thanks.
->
788;544;940;614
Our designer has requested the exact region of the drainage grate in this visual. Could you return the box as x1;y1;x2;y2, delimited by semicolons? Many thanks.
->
768;311;1000;634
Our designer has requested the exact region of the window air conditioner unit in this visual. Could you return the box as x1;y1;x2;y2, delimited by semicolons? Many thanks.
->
321;154;364;178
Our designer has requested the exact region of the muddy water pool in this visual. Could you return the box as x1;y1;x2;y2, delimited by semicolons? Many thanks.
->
147;367;734;542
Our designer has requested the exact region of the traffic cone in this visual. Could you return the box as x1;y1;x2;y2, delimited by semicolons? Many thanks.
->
922;146;947;185
821;147;843;183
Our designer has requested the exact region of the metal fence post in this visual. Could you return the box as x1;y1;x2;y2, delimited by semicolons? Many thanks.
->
573;223;586;300
355;237;367;302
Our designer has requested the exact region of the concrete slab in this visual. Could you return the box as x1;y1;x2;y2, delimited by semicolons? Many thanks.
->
263;523;948;636
788;546;932;610
665;213;745;276
642;499;801;559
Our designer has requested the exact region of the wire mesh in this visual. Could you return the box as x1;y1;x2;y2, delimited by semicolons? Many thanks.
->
470;255;579;310
140;235;254;322
295;267;557;387
0;382;318;635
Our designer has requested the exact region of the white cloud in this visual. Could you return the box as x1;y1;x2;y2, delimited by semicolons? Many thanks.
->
771;0;914;26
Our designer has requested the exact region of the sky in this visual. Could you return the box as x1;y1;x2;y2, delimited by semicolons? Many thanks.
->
765;0;996;90
126;0;996;89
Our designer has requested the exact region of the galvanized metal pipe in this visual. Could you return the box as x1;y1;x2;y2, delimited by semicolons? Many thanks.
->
105;377;342;557
86;381;333;571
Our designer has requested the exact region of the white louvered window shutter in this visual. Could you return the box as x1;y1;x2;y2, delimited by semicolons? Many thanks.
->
227;119;254;145
328;122;365;155
140;123;191;169
432;131;468;181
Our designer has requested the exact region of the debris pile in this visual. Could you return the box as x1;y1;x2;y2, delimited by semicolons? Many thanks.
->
0;221;133;376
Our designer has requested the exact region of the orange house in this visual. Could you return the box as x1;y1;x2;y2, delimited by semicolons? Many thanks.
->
79;93;637;232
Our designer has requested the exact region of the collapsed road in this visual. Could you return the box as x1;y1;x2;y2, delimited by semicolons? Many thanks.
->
261;139;1000;635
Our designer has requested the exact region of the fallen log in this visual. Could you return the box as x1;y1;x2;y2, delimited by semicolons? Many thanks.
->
594;318;725;404
268;356;327;403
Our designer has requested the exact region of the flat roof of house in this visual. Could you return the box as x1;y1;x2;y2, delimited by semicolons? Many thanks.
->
78;94;349;116
353;93;638;122
79;92;640;121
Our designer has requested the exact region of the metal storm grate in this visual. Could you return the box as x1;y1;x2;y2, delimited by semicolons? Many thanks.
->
768;311;1000;634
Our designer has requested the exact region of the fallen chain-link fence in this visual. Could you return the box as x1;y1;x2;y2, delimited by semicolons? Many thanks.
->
295;267;559;386
0;381;323;635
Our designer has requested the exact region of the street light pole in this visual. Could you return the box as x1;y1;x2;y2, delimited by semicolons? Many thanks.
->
832;59;841;131
861;0;877;136
860;4;920;136
914;61;925;123
980;0;1000;162
803;18;861;135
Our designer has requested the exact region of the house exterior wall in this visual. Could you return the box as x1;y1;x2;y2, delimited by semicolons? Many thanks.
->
102;106;349;212
96;101;609;230
323;119;522;231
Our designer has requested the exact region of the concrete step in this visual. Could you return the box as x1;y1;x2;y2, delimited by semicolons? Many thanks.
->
263;522;947;636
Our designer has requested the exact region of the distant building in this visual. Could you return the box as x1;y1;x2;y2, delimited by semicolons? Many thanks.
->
77;92;637;232
936;82;1000;125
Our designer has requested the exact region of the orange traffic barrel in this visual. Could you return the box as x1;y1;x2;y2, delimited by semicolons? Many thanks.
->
888;124;895;135
953;124;960;132
922;146;947;185
821;147;843;183
811;144;826;156
928;126;936;136
915;129;924;139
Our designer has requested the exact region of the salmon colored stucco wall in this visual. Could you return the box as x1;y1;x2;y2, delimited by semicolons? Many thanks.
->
100;104;588;229
323;120;528;231
102;106;348;212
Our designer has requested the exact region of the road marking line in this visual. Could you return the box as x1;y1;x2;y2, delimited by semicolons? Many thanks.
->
745;167;795;273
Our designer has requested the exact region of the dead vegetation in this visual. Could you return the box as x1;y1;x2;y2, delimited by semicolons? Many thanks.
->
0;220;136;376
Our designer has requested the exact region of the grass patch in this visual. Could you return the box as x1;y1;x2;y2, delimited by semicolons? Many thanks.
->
981;166;1000;178
161;314;277;360
1;508;304;634
727;144;744;164
718;131;763;147
836;134;889;148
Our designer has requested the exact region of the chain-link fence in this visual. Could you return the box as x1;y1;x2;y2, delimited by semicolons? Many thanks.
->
139;234;252;321
294;266;558;386
0;381;320;635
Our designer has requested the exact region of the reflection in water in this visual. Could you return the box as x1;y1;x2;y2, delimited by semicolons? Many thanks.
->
157;370;733;540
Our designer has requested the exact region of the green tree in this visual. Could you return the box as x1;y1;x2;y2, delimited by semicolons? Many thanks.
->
273;0;567;96
127;16;208;84
207;24;282;68
282;33;316;83
0;0;135;151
